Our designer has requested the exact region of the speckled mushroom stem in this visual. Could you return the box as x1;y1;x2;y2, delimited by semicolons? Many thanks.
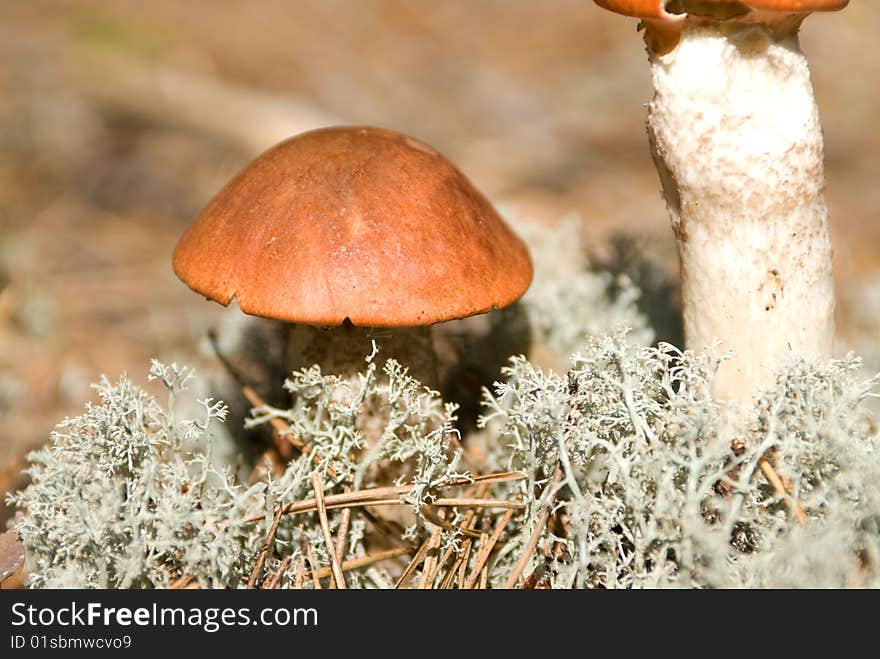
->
646;22;835;403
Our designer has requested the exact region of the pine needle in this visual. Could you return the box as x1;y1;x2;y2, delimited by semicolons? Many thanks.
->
300;534;322;590
312;472;346;589
463;508;515;589
303;547;410;582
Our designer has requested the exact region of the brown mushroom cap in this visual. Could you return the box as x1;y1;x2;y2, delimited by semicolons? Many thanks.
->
173;126;533;327
595;0;848;20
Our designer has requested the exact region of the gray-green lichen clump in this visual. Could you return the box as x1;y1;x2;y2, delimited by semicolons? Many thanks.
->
8;332;879;588
6;215;880;588
9;356;467;589
8;361;265;588
482;334;879;588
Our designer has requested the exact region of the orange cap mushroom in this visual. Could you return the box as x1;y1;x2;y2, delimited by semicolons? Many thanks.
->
595;0;848;52
173;126;533;328
596;0;847;15
595;0;846;406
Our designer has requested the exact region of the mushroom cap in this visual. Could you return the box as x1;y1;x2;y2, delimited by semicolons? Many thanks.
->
595;1;847;53
173;126;533;327
595;0;848;21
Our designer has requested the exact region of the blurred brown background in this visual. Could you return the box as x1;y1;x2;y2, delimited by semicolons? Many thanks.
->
1;1;878;517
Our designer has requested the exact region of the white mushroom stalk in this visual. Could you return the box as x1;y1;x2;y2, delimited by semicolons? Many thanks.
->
649;21;834;403
595;0;847;405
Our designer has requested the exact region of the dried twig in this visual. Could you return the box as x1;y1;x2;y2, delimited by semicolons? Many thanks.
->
169;574;194;590
247;508;283;588
417;526;444;589
395;531;437;589
433;484;491;587
335;486;353;561
504;468;563;588
724;438;806;525
463;508;515;589
263;555;293;590
456;540;472;588
479;564;489;589
759;456;807;524
244;471;524;523
304;547;410;582
419;504;481;539
312;472;346;589
431;498;522;509
300;534;321;590
441;521;487;589
293;553;306;590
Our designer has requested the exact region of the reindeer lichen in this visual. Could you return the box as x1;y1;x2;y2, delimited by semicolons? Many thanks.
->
480;334;880;588
8;360;266;588
8;350;473;588
8;334;880;588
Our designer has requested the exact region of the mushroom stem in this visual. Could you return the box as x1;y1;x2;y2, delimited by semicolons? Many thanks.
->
646;22;835;404
285;323;440;391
